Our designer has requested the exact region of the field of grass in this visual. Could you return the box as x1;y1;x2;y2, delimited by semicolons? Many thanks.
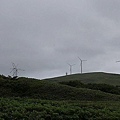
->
0;97;120;120
44;72;120;86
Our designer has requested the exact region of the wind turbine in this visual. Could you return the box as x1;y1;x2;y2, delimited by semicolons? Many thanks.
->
67;63;75;75
78;57;87;74
10;63;24;79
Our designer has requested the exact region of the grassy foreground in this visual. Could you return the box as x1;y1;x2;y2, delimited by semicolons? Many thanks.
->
0;97;120;120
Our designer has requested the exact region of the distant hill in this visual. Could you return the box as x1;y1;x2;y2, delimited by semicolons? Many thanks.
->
44;72;120;86
0;73;120;101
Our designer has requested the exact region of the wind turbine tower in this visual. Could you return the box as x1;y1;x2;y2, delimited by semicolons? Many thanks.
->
67;63;75;75
78;57;87;74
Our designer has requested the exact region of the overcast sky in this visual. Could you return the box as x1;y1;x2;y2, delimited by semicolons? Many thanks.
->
1;0;120;79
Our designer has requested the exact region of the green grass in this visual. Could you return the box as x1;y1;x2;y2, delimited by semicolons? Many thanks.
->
44;72;120;86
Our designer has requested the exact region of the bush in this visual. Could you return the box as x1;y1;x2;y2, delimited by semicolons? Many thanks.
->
60;80;85;88
86;83;120;95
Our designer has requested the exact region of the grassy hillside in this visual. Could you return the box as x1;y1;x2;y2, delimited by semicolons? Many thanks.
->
0;75;120;101
44;72;120;86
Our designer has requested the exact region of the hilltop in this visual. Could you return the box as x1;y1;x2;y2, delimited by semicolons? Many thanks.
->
44;72;120;86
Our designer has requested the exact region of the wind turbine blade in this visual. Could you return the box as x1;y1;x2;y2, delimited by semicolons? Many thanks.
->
67;63;71;66
78;57;82;61
12;63;16;68
10;69;14;73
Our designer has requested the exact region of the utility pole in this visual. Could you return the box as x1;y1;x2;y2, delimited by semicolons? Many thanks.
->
78;57;87;74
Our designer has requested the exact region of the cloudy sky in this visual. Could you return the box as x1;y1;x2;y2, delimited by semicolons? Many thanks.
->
1;0;120;79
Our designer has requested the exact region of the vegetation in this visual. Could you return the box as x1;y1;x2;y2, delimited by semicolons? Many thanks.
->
44;72;120;86
60;80;120;95
0;72;120;119
0;76;120;101
0;97;120;120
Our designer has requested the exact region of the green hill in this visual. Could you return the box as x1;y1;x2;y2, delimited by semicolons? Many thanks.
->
0;74;120;101
1;73;120;119
44;72;120;86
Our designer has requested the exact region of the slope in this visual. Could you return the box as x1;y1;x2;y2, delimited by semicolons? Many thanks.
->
44;72;120;86
0;76;120;101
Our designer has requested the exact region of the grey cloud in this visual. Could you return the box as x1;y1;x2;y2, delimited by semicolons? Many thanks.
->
0;0;120;78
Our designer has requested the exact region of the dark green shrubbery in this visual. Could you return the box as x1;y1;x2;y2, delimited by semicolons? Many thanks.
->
60;80;120;95
0;98;120;120
0;76;120;101
86;83;120;95
60;80;84;88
